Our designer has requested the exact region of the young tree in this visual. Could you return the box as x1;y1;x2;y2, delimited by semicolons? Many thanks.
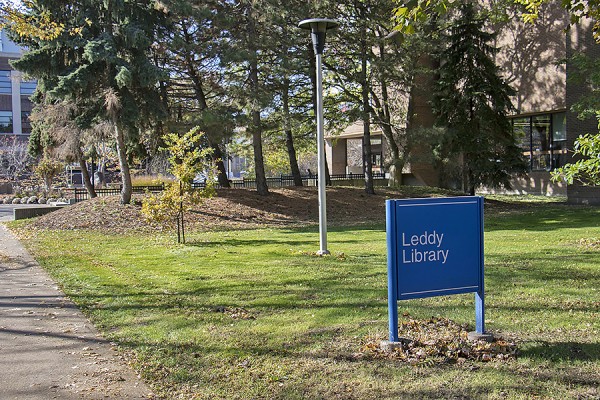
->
142;127;215;244
434;2;526;195
35;155;63;191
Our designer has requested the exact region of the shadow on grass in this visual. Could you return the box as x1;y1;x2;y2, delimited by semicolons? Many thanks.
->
183;225;384;248
521;341;600;362
484;206;600;232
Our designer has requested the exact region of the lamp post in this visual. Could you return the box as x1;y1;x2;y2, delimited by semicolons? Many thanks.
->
299;18;338;256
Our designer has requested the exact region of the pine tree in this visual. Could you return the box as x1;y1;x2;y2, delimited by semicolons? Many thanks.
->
10;0;167;204
160;0;235;188
434;2;527;195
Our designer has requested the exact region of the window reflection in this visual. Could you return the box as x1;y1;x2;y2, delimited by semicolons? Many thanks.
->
512;112;567;171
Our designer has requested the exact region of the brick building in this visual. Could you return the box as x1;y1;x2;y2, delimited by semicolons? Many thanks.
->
326;6;600;204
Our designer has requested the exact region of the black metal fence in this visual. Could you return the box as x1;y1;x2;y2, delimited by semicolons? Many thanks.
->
71;173;386;202
72;184;165;202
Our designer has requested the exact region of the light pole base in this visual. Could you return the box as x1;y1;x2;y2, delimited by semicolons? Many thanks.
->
316;249;330;256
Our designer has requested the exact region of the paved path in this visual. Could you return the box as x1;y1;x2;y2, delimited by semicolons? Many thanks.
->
0;224;157;399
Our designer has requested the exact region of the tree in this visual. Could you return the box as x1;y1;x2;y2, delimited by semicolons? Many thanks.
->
551;133;600;186
142;127;215;243
433;2;527;195
35;155;63;191
0;0;65;40
9;0;167;205
160;1;235;188
0;136;33;183
28;100;98;198
219;0;274;196
326;1;379;194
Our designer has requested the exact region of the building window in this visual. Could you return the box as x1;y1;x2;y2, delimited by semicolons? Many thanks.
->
21;111;31;134
20;81;37;96
0;111;13;133
512;112;567;171
372;153;382;170
551;113;567;168
0;71;11;94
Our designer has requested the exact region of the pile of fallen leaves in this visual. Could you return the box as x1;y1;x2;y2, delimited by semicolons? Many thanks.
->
22;186;536;235
361;316;518;365
26;187;400;234
213;306;256;320
578;237;600;250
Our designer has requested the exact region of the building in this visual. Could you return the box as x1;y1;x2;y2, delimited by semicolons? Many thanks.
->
326;5;600;204
0;30;36;141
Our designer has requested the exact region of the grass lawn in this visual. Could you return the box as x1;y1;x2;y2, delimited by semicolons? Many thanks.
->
10;199;600;399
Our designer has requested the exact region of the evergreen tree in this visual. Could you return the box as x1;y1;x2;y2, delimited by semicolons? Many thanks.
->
434;2;526;195
161;0;235;188
220;0;275;196
10;0;167;204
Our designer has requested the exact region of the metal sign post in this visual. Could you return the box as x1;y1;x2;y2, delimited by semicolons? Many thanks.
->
386;197;490;343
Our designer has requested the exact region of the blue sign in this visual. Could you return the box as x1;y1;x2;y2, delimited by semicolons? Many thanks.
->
386;197;486;342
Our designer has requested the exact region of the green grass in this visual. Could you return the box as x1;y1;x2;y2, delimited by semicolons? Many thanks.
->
10;200;600;399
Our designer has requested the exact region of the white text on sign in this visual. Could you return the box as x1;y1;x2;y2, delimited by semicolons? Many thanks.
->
401;231;449;264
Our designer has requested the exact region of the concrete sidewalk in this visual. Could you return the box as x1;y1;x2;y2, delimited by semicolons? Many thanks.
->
0;224;156;399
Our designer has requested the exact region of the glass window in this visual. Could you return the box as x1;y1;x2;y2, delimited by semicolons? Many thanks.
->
513;117;531;152
532;115;551;171
21;111;31;134
20;81;37;96
551;112;567;169
0;71;11;94
0;111;13;133
552;112;566;142
512;112;567;171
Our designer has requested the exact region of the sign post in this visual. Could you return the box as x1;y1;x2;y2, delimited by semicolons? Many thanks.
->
386;197;491;343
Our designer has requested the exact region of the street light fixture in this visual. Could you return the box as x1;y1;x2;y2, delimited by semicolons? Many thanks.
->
299;18;338;256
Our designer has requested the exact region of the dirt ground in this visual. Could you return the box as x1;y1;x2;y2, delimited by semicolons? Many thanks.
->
28;187;407;234
26;185;544;234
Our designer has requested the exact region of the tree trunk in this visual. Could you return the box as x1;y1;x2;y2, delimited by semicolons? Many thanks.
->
308;44;331;186
247;7;268;196
76;147;97;198
114;122;132;204
282;76;303;187
182;21;231;189
376;36;403;187
251;108;269;196
210;142;230;188
360;12;375;195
